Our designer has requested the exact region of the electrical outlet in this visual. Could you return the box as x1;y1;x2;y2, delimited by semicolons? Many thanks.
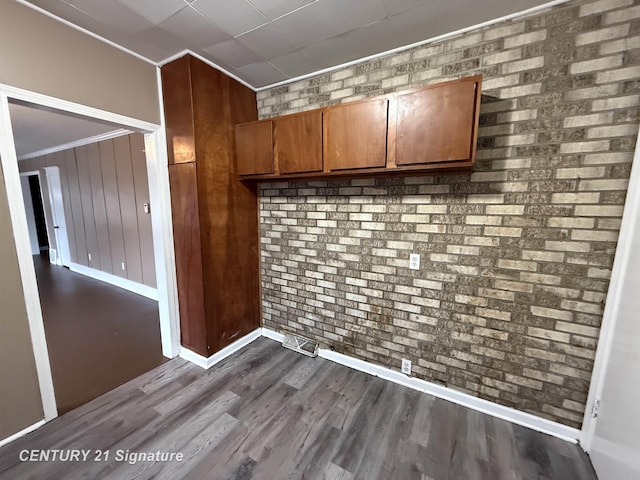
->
401;358;412;375
409;253;420;270
88;253;92;262
121;262;126;271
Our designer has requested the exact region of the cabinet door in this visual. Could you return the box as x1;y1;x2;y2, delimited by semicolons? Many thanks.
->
395;80;477;166
235;120;273;176
274;111;323;174
325;98;388;171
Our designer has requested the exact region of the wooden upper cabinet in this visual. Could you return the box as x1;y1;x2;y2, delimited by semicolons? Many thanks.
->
274;110;323;174
325;98;388;171
235;121;273;176
394;78;479;166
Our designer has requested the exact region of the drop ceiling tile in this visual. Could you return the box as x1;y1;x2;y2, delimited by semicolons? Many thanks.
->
269;50;319;77
274;0;387;48
126;27;188;59
118;0;186;25
381;0;426;16
272;1;334;47
65;0;154;35
247;0;316;20
236;23;296;59
157;6;230;49
203;39;263;68
235;62;288;87
191;0;268;37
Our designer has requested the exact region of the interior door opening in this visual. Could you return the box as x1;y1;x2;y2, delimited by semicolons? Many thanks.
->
7;100;167;416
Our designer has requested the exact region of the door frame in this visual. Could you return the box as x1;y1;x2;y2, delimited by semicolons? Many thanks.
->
42;166;70;267
580;125;640;451
19;170;46;256
0;81;180;423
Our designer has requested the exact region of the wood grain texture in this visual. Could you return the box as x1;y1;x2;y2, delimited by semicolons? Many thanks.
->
325;98;388;171
0;338;597;480
162;54;260;357
167;163;207;355
274;110;323;174
235;121;273;176
395;78;477;165
162;55;196;165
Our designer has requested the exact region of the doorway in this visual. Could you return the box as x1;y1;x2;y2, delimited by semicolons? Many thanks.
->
0;86;180;422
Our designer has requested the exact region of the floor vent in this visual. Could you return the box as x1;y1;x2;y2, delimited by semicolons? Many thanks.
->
282;334;318;358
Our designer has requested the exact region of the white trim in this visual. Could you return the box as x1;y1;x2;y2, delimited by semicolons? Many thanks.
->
0;84;180;423
0;94;58;422
261;328;579;443
0;419;46;448
14;0;156;66
68;262;158;301
157;50;256;92
580;125;640;451
150;66;181;358
18;129;132;161
0;84;159;133
255;0;572;91
179;329;263;369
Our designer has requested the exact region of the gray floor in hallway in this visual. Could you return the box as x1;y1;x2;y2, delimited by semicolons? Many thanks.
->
34;254;166;414
0;337;597;480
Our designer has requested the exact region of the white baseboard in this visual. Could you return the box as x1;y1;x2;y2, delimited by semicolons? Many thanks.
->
260;327;580;444
0;419;46;448
180;328;263;369
68;262;158;301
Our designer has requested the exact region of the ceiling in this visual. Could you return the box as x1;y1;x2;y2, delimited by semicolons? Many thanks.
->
24;0;556;89
9;102;125;159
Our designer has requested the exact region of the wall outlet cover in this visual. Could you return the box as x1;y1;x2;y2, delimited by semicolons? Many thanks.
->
409;253;420;270
402;358;412;375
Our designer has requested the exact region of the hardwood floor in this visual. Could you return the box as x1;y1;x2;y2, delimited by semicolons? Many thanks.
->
0;338;597;480
34;254;166;414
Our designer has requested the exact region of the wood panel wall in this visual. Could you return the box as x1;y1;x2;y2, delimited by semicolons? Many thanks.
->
162;55;260;357
18;133;156;288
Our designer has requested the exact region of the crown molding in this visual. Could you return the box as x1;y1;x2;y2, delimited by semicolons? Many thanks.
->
17;128;131;161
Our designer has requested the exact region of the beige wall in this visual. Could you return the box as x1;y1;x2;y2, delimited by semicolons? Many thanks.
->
0;1;159;124
0;162;44;440
0;2;161;441
20;133;156;288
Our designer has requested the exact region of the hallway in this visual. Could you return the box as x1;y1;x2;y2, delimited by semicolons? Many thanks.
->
34;255;166;415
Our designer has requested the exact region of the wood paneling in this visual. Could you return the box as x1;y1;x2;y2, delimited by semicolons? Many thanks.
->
236;121;273;176
99;139;127;278
75;145;100;269
325;98;388;171
168;163;207;355
54;150;77;263
114;136;144;284
19;134;157;288
63;149;86;266
162;55;260;357
395;79;477;165
275;110;323;174
130;134;157;288
87;143;112;274
162;55;196;165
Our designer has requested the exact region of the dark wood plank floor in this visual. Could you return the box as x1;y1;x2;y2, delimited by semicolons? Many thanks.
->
34;254;166;414
0;338;597;480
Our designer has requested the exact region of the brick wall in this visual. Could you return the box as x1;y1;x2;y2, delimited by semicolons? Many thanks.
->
256;0;640;428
